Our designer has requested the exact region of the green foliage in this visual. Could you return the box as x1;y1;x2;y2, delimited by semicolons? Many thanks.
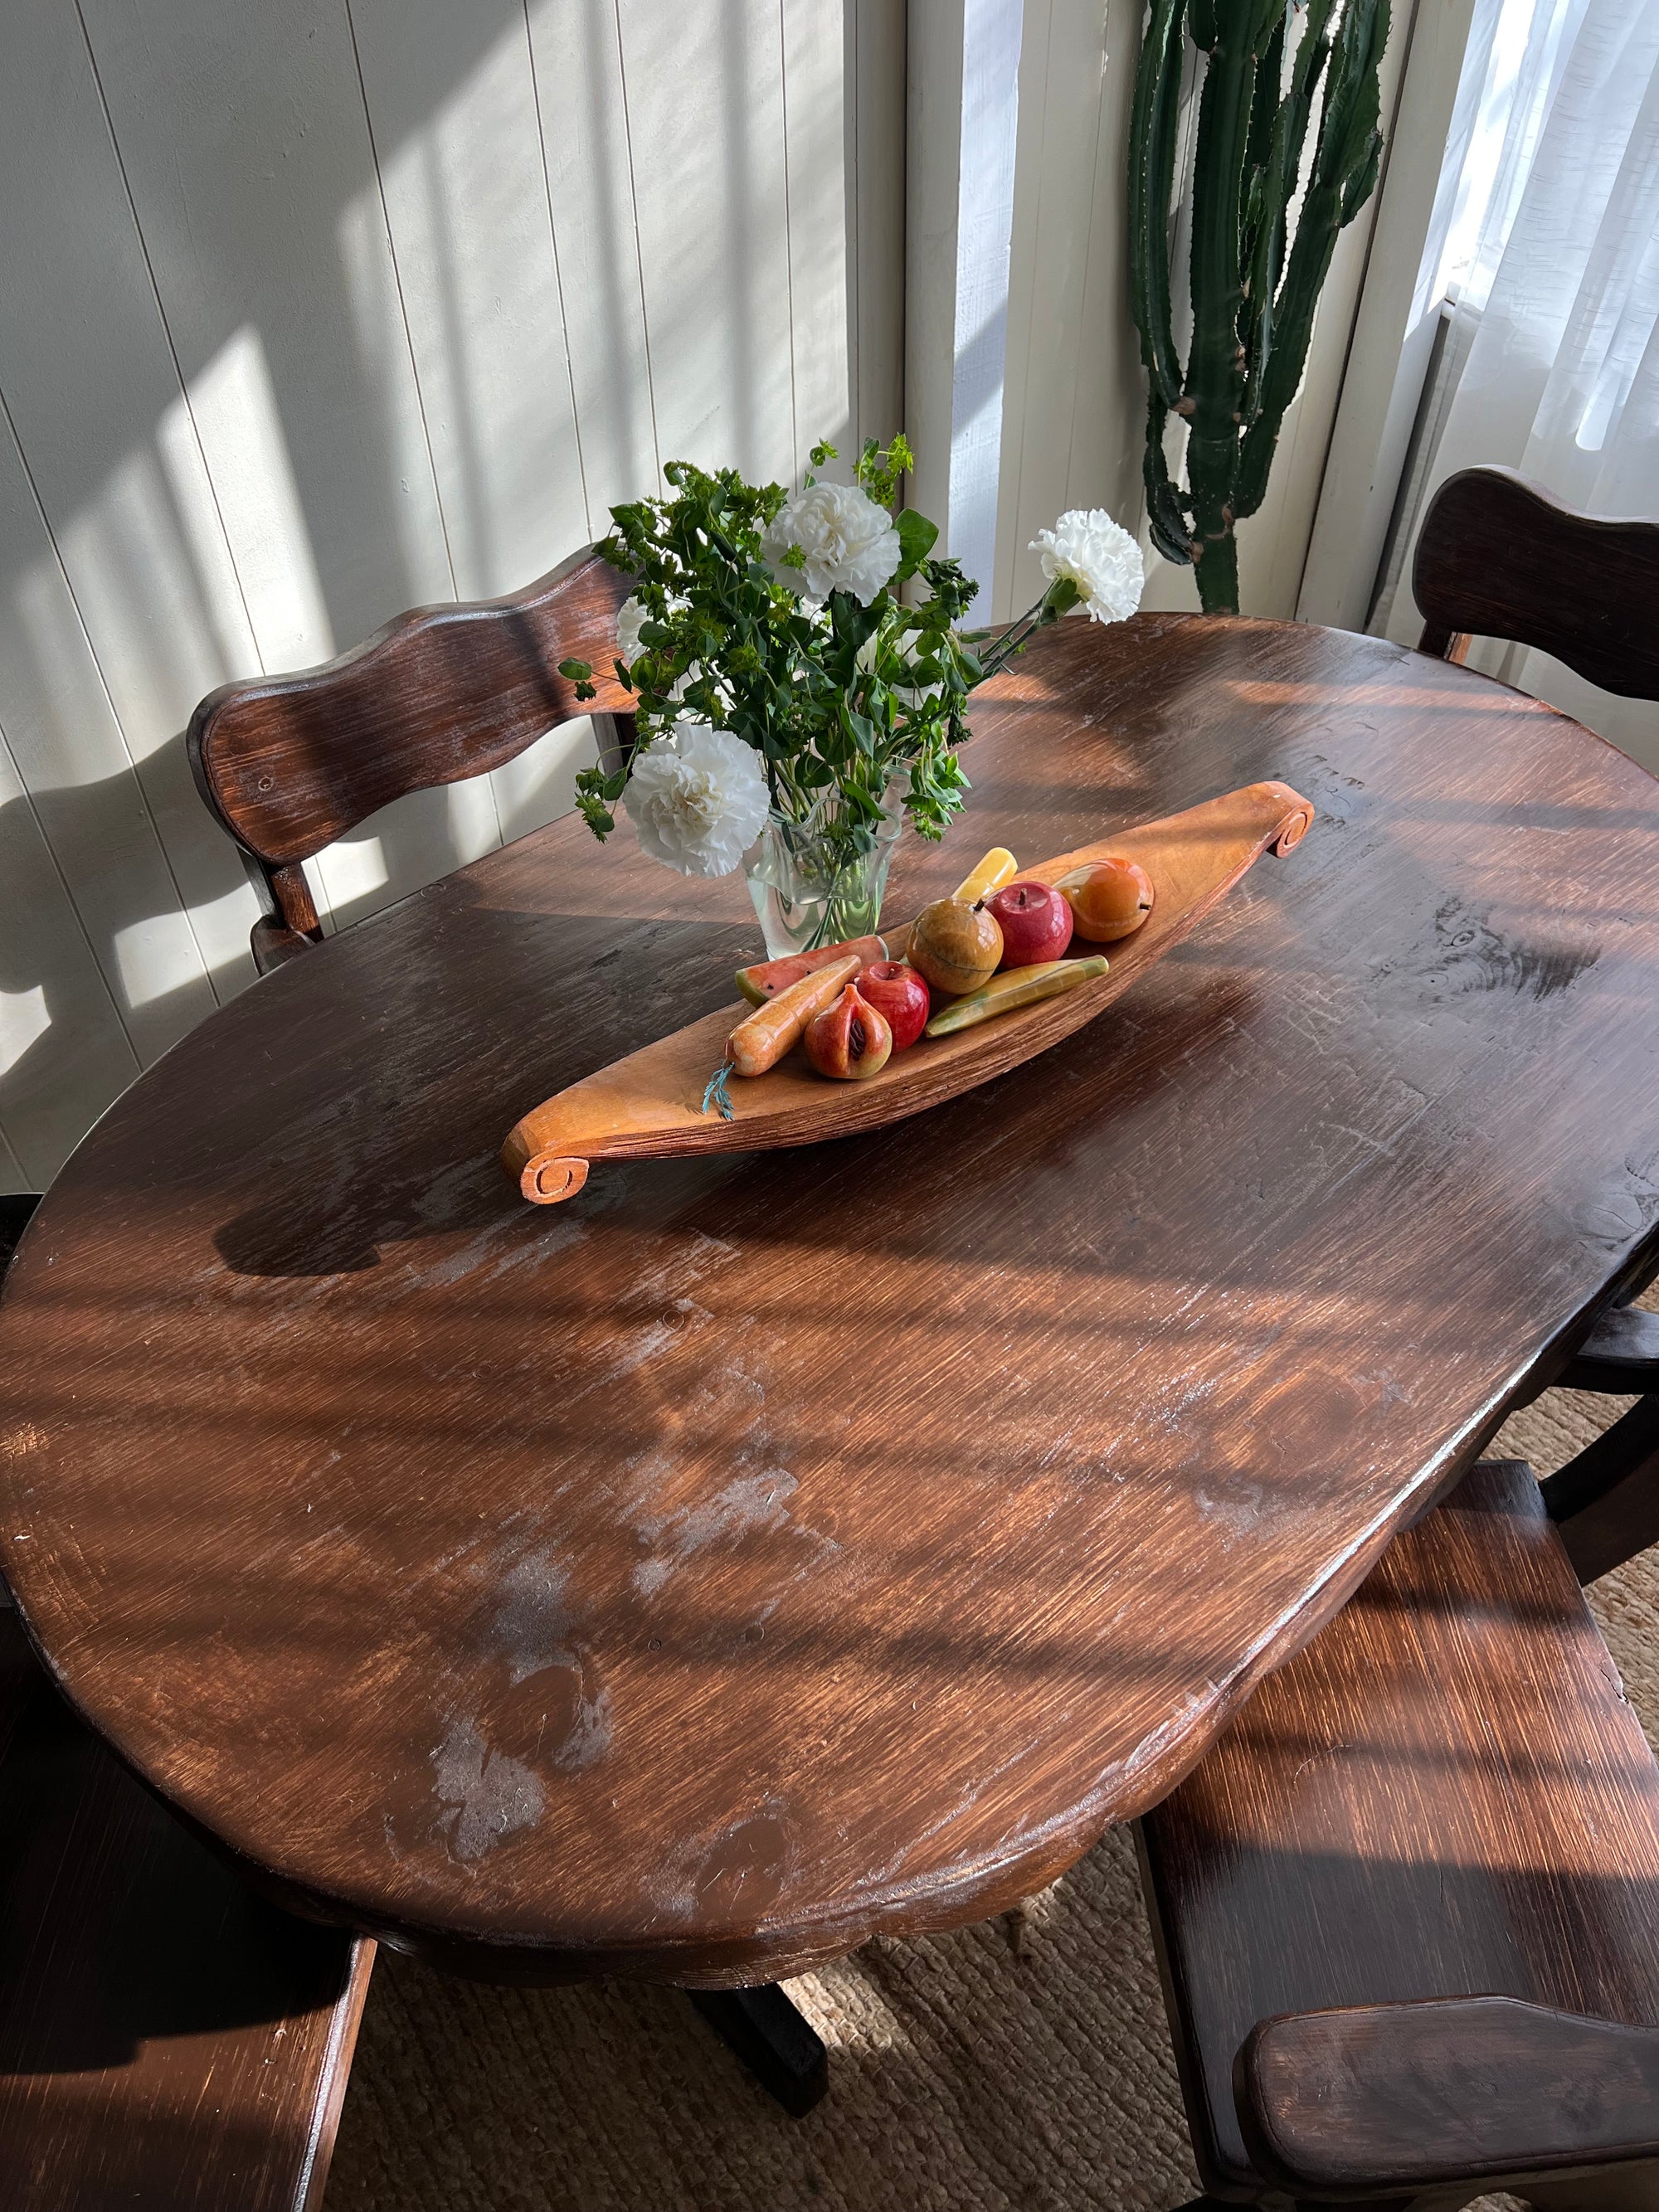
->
574;438;1068;872
1128;0;1389;612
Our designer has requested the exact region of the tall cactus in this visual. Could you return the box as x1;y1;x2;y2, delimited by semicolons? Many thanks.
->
1130;0;1389;614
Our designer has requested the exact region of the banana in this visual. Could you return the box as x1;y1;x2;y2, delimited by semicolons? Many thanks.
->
924;955;1109;1038
950;847;1019;905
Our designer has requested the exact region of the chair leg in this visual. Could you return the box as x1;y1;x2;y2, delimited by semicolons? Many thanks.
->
686;1982;828;2116
1541;1394;1659;1582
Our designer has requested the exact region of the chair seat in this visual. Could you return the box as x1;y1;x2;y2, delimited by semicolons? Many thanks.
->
1139;1459;1659;2200
0;1613;371;2210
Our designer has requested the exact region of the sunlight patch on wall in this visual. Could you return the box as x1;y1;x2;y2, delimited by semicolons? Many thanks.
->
184;326;334;671
313;834;389;916
0;987;50;1077
111;913;216;1019
344;12;586;597
55;444;249;763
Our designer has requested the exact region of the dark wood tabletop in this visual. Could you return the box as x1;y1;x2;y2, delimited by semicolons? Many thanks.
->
2;615;1657;1989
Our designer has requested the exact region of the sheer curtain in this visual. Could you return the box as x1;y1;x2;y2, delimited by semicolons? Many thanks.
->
1378;0;1659;774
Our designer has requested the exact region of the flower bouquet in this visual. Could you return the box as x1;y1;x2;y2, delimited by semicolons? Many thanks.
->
561;435;1142;955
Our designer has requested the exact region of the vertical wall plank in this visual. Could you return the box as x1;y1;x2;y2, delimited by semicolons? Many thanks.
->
782;0;854;476
0;406;219;1065
0;2;255;1009
617;0;799;487
77;0;488;930
348;2;587;600
849;0;907;455
0;724;139;1188
525;0;659;521
348;0;600;846
997;0;1145;620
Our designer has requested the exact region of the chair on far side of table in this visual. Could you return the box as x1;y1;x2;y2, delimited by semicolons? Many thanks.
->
0;1208;372;2210
1414;461;1659;1564
187;547;637;975
1413;464;1659;698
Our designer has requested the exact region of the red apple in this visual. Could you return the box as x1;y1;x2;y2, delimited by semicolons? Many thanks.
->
855;960;931;1052
804;983;893;1081
985;878;1073;967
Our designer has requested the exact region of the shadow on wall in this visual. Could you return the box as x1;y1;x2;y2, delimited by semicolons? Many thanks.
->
1;0;810;1185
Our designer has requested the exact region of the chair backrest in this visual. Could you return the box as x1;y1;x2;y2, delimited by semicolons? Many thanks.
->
1413;465;1659;700
187;546;635;966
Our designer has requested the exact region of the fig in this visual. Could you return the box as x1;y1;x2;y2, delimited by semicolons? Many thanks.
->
805;983;893;1081
905;898;1004;997
855;960;931;1052
1058;858;1155;942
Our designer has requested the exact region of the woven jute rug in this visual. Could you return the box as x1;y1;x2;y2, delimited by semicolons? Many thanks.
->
329;1301;1656;2212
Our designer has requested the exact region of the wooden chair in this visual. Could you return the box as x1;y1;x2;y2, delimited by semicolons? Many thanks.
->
0;1223;371;2208
1140;1450;1659;2210
1413;465;1659;698
187;547;636;974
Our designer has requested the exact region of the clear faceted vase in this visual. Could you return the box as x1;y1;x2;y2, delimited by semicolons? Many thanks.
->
743;786;907;959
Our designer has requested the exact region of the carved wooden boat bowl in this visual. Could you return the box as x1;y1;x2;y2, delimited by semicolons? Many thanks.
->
501;778;1314;1203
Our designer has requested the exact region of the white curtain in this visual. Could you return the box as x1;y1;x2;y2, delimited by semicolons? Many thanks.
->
1380;0;1659;775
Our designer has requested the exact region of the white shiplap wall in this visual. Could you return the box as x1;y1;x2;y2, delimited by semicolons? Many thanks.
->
0;0;900;1192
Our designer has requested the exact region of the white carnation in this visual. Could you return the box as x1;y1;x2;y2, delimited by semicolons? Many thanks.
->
622;721;771;878
615;593;649;665
764;481;902;605
1029;508;1145;625
615;590;688;668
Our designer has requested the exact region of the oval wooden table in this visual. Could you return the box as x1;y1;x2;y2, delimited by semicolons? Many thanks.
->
2;615;1658;2001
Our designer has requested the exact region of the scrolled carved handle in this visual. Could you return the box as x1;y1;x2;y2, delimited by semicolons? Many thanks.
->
521;1155;590;1205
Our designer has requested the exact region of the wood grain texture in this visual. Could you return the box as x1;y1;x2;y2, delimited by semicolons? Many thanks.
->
0;1612;370;2212
1140;1461;1659;2198
187;547;632;955
4;615;1659;1989
502;780;1314;1198
1243;1996;1659;2200
1414;467;1659;699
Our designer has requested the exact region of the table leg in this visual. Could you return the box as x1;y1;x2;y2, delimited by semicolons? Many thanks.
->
686;1983;828;2116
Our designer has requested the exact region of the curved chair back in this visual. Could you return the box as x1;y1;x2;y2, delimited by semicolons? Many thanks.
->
187;547;635;971
1413;465;1659;700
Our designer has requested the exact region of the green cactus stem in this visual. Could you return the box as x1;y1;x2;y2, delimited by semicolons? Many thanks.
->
1128;0;1389;615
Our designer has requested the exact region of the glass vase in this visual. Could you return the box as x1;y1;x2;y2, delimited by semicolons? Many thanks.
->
743;787;907;959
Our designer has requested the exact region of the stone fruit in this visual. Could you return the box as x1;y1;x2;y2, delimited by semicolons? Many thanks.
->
734;934;888;1006
805;983;893;1081
1058;857;1155;942
905;899;1004;997
854;960;931;1052
727;954;863;1078
925;955;1109;1036
985;879;1073;967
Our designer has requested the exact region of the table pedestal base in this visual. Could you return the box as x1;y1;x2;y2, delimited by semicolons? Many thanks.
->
687;1983;828;2116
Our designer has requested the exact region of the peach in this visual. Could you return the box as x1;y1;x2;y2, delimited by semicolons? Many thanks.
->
1058;858;1155;942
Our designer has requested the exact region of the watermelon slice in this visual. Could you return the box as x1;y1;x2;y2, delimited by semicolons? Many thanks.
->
735;934;888;1006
